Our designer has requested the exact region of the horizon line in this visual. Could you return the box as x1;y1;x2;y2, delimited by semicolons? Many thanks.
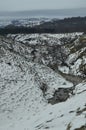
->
0;7;86;13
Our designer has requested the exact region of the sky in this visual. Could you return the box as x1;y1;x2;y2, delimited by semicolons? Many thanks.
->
0;0;86;11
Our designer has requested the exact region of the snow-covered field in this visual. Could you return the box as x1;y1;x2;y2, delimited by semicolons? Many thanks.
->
0;33;86;130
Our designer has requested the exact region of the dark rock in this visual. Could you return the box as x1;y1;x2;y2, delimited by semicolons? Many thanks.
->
74;126;86;130
7;62;11;66
48;87;74;105
40;83;48;96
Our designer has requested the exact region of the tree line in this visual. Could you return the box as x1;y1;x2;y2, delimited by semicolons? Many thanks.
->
0;16;86;34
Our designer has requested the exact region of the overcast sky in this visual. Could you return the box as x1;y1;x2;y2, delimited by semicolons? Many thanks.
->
0;0;86;11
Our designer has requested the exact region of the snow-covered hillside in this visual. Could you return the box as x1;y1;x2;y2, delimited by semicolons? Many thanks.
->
0;17;50;28
0;33;86;130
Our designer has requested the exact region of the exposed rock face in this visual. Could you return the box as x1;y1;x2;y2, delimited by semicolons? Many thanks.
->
48;87;74;104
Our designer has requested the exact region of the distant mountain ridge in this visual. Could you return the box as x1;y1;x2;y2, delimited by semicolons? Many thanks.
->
0;8;86;18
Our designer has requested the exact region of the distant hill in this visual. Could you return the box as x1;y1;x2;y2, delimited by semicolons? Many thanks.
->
0;16;86;34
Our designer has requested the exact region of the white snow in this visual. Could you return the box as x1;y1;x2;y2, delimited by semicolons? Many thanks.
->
0;33;86;130
58;66;69;74
1;81;85;130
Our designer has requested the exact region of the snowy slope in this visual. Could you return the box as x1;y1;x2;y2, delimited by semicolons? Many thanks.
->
0;33;86;130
